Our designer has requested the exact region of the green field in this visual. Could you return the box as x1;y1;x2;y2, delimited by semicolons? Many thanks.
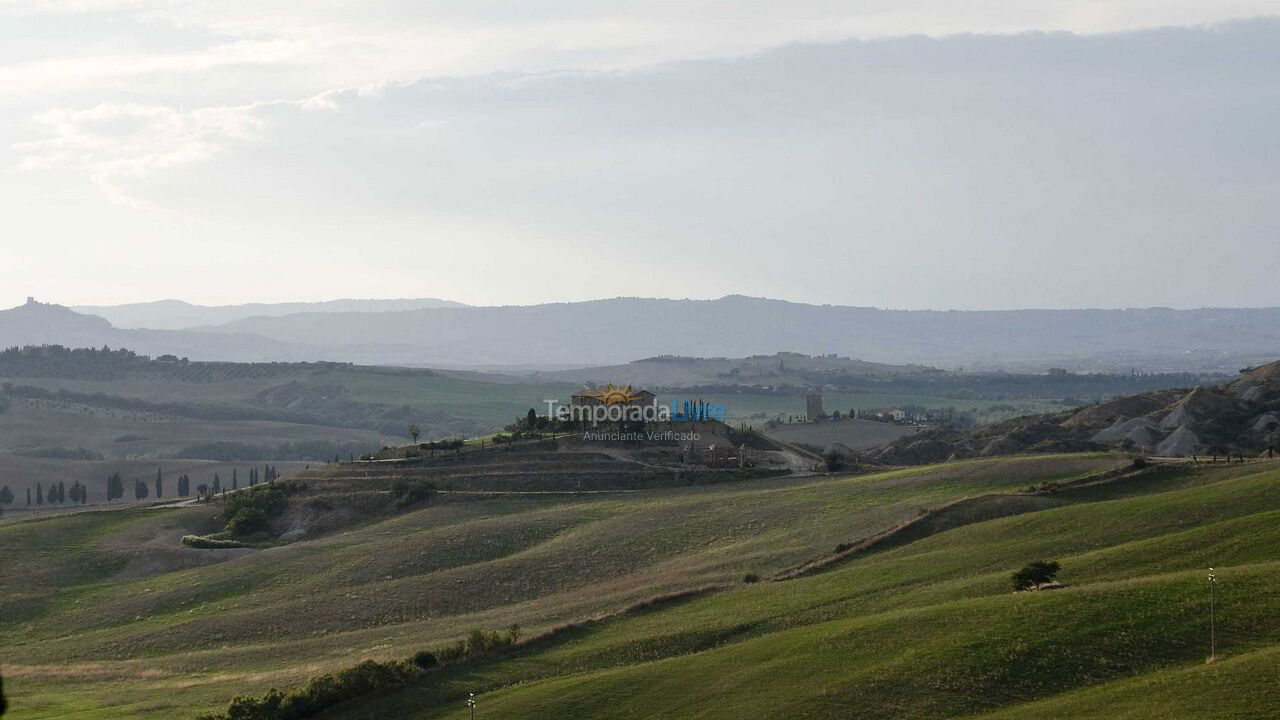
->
711;390;1068;424
311;368;579;427
5;454;1279;719
315;369;1069;428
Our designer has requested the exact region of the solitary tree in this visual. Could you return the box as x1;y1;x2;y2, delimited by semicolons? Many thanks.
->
526;408;537;431
36;483;43;505
409;423;421;443
134;478;149;500
0;485;12;506
1012;560;1061;591
196;483;209;501
155;468;163;498
212;474;222;495
232;468;238;491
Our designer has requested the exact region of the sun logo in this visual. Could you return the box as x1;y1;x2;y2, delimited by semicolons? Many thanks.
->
594;384;640;405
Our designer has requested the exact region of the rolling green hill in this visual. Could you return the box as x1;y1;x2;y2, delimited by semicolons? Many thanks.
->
327;459;1280;720
7;454;1280;718
1;453;1133;718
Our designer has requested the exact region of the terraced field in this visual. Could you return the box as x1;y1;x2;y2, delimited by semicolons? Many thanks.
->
0;453;1132;718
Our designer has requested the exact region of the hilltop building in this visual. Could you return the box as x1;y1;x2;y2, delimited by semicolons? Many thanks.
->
806;390;824;420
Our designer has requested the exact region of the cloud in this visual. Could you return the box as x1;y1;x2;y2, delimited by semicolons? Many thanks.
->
6;18;1280;308
4;1;1279;101
14;101;270;204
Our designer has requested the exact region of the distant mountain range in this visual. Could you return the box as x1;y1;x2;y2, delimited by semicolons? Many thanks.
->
6;295;1280;372
71;297;466;330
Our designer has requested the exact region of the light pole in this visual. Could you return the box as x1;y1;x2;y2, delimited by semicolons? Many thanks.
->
1208;567;1218;662
468;692;476;720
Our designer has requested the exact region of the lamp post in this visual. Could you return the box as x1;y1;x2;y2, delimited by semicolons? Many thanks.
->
468;692;476;720
1208;567;1218;662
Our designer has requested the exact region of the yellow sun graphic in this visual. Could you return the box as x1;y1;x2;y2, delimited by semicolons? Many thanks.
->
594;383;639;405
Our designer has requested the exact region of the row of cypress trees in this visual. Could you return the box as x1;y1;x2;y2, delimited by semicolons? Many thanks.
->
0;465;284;509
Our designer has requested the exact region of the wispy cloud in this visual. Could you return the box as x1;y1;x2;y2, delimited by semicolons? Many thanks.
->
14;101;270;204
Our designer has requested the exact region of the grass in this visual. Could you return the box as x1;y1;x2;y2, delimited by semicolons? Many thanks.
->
325;461;1280;720
311;369;578;427
11;453;1280;719
1;453;1122;718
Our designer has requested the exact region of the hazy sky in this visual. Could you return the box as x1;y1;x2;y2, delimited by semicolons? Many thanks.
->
3;2;1280;310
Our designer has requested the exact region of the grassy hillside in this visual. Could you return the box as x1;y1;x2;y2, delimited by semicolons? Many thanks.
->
325;459;1280;720
0;454;1128;718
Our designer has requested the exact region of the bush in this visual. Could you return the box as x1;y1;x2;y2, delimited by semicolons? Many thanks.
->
742;572;761;583
823;449;844;472
410;650;438;669
225;507;270;536
207;659;416;720
390;479;436;508
436;627;521;663
1012;559;1061;591
202;628;523;720
181;535;248;549
222;481;305;537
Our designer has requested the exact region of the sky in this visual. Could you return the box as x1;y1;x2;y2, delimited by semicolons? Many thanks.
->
3;1;1280;310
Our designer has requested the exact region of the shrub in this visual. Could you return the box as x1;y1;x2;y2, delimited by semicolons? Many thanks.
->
225;507;270;536
222;481;305;537
203;629;521;720
410;650;438;669
742;572;761;583
390;479;437;508
823;449;844;472
207;660;415;720
181;535;248;549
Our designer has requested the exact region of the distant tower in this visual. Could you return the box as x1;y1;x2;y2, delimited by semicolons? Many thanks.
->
26;296;36;305
806;390;824;421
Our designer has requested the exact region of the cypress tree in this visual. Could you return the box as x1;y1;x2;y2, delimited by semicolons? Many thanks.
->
107;472;125;502
36;482;43;505
155;468;163;498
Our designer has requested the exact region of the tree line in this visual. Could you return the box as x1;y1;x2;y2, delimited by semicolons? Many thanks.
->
0;465;283;508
